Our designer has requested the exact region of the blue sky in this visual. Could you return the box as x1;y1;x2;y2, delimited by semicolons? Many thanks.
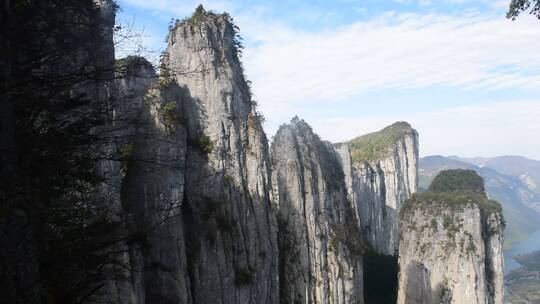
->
115;0;540;159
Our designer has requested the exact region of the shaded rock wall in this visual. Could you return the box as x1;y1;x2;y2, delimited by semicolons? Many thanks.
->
271;117;364;304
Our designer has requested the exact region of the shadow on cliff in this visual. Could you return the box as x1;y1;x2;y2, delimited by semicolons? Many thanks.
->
399;260;440;304
364;249;398;304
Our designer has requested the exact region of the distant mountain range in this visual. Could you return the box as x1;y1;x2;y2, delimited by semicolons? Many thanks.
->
419;155;540;247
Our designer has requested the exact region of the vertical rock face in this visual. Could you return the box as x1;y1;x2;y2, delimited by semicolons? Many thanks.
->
162;9;278;304
105;57;193;304
271;117;364;304
337;122;418;255
397;170;504;304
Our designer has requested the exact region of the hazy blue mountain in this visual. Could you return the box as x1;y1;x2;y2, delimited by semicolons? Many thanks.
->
452;155;540;203
420;156;540;247
505;250;540;303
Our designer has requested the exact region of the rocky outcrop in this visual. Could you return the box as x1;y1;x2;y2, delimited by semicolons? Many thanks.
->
397;170;504;304
159;8;278;304
336;122;418;255
97;7;279;303
97;57;192;303
271;117;364;304
1;3;510;303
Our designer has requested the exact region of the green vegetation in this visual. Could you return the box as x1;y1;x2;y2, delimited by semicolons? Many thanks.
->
401;192;502;218
160;102;180;125
184;4;220;25
118;143;134;172
167;5;228;38
428;169;486;195
346;121;414;162
507;0;540;20
115;56;153;71
196;135;215;155
401;169;502;219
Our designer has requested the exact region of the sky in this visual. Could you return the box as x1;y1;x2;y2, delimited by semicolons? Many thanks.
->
115;0;540;159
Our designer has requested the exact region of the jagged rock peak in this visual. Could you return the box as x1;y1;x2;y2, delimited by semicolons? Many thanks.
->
160;5;278;303
278;116;319;137
345;121;418;162
271;117;364;304
166;5;242;58
115;56;156;76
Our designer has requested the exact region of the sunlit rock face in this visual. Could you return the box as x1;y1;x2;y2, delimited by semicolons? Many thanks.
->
160;9;279;304
336;122;419;255
397;170;504;304
271;117;364;304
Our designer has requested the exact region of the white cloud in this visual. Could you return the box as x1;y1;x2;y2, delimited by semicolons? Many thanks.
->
303;100;540;159
241;12;540;124
119;0;240;17
116;1;540;158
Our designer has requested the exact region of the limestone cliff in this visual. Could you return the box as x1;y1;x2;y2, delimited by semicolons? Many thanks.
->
271;117;364;304
336;122;418;255
397;169;504;304
0;3;510;304
160;8;278;304
103;57;192;303
102;8;281;302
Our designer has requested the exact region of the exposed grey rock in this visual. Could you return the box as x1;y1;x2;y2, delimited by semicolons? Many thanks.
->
271;117;364;304
397;171;504;304
95;57;193;304
398;203;504;304
336;122;419;255
161;10;278;304
1;2;510;303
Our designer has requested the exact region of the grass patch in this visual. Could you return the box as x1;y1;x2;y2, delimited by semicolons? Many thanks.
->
345;121;415;162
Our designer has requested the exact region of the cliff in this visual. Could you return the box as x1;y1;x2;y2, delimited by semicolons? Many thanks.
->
271;117;364;304
337;122;419;255
397;169;504;304
160;7;278;303
0;3;509;304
